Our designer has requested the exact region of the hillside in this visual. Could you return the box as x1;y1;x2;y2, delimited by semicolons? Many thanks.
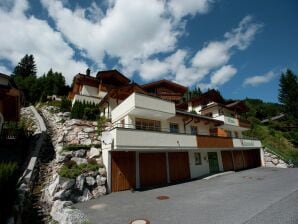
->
243;98;298;165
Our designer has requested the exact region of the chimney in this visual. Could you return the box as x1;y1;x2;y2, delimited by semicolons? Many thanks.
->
86;68;91;76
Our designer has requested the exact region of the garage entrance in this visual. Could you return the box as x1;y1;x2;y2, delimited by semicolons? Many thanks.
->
139;153;167;188
168;152;190;183
221;151;234;171
111;151;136;192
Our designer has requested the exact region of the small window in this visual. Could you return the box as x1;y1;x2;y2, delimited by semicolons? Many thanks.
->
194;152;202;165
234;131;239;138
191;126;198;135
170;123;179;133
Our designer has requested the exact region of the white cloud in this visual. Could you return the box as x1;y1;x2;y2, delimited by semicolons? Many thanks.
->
0;0;88;84
243;71;275;86
211;65;237;86
168;0;213;21
0;65;12;75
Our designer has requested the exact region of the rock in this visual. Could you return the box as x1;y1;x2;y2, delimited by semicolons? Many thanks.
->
85;176;96;186
77;131;88;139
53;189;71;200
69;139;80;145
87;170;98;177
51;200;89;224
83;127;95;133
88;147;100;158
98;168;106;176
61;151;73;157
65;134;76;142
97;136;101;141
96;175;106;186
264;157;272;162
92;186;106;198
92;140;101;145
92;121;97;126
58;112;63;116
67;119;81;126
71;157;87;165
60;177;75;190
276;163;287;168
272;158;279;165
73;149;86;157
48;175;60;197
80;138;92;145
63;112;71;117
77;189;93;202
56;155;66;163
76;174;85;191
57;135;64;143
96;157;104;167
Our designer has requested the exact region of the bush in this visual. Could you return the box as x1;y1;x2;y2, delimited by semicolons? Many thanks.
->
60;97;71;112
0;162;18;223
62;144;91;152
97;116;107;135
71;101;100;120
59;162;99;179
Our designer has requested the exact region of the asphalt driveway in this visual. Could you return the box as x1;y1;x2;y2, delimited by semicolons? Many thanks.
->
75;168;298;224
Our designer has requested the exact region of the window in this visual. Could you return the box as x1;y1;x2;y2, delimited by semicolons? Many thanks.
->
194;152;202;165
234;131;239;138
135;118;161;131
170;123;179;133
191;126;198;135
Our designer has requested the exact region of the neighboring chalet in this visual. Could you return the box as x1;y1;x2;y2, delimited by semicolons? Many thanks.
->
0;73;21;124
68;70;262;192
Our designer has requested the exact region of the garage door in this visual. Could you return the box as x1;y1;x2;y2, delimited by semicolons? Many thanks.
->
251;149;261;168
139;153;167;188
111;152;136;192
168;152;190;183
232;151;244;171
221;151;234;171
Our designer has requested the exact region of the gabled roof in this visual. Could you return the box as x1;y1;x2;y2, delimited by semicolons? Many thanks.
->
141;79;187;94
96;70;131;85
189;89;225;106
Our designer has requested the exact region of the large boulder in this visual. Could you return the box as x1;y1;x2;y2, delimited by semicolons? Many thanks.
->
92;186;106;198
96;175;106;186
88;147;100;158
77;189;93;202
83;127;95;133
76;174;85;191
71;157;87;165
85;176;96;186
51;200;89;224
80;138;92;145
73;149;86;158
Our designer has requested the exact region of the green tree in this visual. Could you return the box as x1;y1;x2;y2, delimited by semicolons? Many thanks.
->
13;54;37;78
278;69;298;121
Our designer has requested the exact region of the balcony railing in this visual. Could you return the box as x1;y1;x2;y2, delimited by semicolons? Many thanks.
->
106;122;262;150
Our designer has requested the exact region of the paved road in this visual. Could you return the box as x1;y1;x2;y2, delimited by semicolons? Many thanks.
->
75;168;298;224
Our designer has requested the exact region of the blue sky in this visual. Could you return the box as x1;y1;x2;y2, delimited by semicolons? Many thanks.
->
0;0;297;103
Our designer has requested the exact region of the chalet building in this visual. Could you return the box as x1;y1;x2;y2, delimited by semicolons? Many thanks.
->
0;73;21;124
68;70;262;192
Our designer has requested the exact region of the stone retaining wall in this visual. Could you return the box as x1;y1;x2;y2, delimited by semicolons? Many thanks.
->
263;148;289;168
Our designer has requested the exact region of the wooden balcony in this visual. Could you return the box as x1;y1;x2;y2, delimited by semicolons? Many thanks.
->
196;135;233;148
238;118;251;128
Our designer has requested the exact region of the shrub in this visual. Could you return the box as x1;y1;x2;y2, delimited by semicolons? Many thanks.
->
60;97;71;112
71;101;100;120
62;144;91;152
97;116;107;135
0;162;18;223
59;162;99;179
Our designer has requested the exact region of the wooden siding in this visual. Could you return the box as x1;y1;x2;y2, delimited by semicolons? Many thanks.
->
111;152;136;192
196;135;233;148
139;153;167;188
221;151;234;171
168;152;190;183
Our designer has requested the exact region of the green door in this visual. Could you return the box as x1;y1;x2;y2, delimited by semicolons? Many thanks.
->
208;152;219;173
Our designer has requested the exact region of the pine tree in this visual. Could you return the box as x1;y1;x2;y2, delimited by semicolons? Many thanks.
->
278;69;298;121
13;54;37;78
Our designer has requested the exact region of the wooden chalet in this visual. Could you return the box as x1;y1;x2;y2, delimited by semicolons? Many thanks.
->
0;73;21;122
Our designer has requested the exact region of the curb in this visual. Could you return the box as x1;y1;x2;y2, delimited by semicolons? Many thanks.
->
203;171;235;180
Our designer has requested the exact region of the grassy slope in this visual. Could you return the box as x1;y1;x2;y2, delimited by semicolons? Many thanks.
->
244;99;298;165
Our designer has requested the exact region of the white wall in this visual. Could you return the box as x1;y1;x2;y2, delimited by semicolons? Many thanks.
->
188;149;224;179
80;85;98;97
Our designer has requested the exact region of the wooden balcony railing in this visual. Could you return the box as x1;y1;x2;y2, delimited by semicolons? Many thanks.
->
196;135;233;148
238;118;251;128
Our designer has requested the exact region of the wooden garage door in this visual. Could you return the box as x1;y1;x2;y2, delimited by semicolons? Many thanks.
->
168;152;190;183
111;152;136;192
221;151;234;171
232;151;244;171
139;153;167;188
